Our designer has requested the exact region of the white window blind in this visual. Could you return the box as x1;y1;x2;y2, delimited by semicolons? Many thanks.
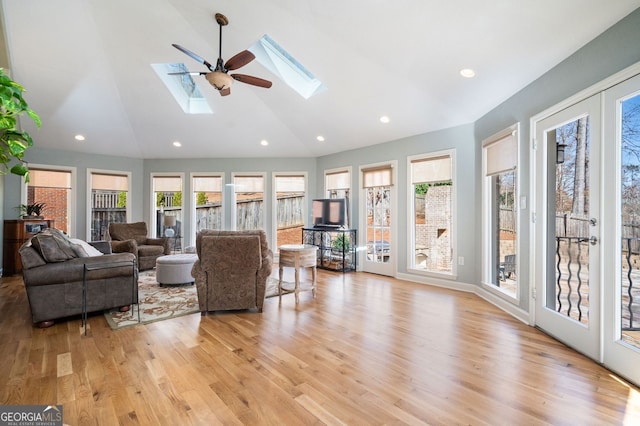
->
234;176;264;193
193;176;222;192
29;169;71;189
154;176;182;192
92;173;128;191
275;175;305;192
326;170;350;190
484;131;517;176
411;155;451;184
362;166;392;188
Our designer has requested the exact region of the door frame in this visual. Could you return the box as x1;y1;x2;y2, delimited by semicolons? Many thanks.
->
359;160;397;277
531;94;602;361
601;73;640;385
530;62;640;326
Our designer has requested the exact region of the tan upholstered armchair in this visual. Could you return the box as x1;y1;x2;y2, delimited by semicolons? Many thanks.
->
108;222;170;270
191;230;273;313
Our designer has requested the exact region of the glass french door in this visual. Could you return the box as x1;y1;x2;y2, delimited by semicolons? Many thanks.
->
534;94;601;360
602;73;640;385
361;163;396;276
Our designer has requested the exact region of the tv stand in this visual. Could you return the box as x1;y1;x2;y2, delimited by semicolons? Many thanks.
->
302;227;356;272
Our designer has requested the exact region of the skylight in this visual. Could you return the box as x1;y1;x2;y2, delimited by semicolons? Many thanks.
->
151;63;212;114
249;34;326;100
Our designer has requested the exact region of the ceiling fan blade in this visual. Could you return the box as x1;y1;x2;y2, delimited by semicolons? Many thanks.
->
224;50;255;71
168;72;207;76
220;87;231;96
231;74;272;88
172;44;214;71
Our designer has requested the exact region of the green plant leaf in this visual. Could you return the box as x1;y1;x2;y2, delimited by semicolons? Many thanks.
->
0;68;39;180
10;163;28;176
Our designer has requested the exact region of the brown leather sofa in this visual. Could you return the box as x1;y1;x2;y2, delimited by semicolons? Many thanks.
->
19;229;138;327
108;221;170;270
191;230;273;313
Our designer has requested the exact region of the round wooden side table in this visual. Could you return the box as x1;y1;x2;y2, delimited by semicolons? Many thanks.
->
278;244;318;304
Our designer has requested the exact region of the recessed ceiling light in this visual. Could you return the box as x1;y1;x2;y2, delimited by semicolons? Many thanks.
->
172;141;182;147
261;140;269;146
74;134;85;141
380;116;390;124
460;68;476;78
316;135;325;142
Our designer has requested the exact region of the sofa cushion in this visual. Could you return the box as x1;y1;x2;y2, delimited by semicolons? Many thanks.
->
138;244;165;257
30;229;77;263
69;238;104;257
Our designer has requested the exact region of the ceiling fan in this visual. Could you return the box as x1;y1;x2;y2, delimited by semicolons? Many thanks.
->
171;13;272;96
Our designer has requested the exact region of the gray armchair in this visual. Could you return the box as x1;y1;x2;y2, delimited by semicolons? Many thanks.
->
108;221;170;270
191;230;273;313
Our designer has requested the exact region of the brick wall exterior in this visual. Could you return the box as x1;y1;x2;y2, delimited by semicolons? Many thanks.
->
415;185;452;271
28;187;68;232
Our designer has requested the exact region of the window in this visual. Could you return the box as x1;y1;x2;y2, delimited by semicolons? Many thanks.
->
151;63;213;114
24;167;74;234
273;173;306;249
152;174;184;252
409;152;455;274
233;174;265;231
192;174;223;241
325;168;351;228
249;34;326;99
88;170;130;241
482;124;519;297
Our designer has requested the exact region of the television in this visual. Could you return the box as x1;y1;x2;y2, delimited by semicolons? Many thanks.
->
311;198;347;228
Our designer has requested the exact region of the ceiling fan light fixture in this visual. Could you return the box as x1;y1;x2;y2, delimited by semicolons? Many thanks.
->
206;71;234;90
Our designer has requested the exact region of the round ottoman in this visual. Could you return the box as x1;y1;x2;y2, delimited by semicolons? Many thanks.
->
155;253;198;285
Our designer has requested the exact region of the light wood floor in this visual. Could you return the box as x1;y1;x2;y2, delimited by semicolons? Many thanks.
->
1;269;640;425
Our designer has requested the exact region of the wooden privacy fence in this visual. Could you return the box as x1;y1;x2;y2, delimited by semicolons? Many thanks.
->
90;191;304;239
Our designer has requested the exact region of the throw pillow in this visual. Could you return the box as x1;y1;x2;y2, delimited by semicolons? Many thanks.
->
31;232;77;262
69;238;104;257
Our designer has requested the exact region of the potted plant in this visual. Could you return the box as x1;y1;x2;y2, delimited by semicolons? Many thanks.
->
332;233;350;253
16;202;47;219
0;68;41;181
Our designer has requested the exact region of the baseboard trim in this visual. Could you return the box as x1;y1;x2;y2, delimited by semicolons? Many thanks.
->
395;271;530;325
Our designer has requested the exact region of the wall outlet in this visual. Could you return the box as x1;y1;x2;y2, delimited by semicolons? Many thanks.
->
458;256;464;266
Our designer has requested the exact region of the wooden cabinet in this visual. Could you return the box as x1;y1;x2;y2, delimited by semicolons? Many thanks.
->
3;219;54;275
302;227;357;272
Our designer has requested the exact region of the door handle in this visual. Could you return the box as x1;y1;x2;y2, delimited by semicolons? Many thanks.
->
590;236;598;245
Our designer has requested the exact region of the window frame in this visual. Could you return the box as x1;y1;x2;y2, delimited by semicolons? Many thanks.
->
324;166;352;228
481;122;521;303
22;164;77;236
86;168;132;241
151;172;185;244
231;172;267;233
272;172;308;251
407;149;457;278
190;172;225;246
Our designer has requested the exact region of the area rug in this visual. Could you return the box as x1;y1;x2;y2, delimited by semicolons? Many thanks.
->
105;270;284;330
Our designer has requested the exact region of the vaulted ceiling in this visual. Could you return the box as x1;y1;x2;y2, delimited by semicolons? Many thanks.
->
2;0;639;159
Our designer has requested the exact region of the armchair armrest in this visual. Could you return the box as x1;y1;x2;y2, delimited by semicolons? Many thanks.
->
146;237;171;255
110;239;137;256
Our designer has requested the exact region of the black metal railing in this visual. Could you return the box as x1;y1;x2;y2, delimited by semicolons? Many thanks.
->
555;236;640;330
555;236;590;324
623;237;640;331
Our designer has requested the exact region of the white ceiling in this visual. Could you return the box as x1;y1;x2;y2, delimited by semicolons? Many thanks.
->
2;0;639;160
